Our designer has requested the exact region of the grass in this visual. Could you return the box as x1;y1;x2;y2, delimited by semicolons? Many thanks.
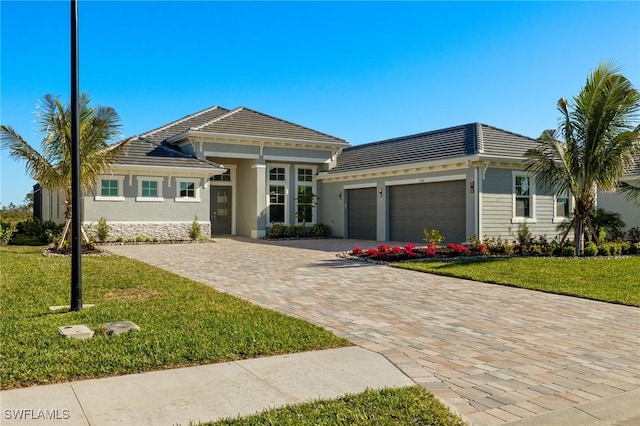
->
202;386;466;426
0;245;350;389
393;256;640;306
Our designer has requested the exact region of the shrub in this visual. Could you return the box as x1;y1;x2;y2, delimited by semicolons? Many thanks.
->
96;217;109;242
188;215;202;240
423;229;444;245
16;218;63;243
597;245;609;256
135;236;144;243
561;245;577;257
310;223;327;238
287;224;306;238
364;248;379;256
378;244;390;253
0;221;15;246
351;247;363;255
584;241;598;257
515;223;533;246
628;227;640;243
629;243;639;255
270;223;286;238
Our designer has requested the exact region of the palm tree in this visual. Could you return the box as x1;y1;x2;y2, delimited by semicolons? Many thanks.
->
1;93;129;247
525;62;640;254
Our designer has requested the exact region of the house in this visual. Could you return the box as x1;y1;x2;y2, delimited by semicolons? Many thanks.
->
35;105;639;242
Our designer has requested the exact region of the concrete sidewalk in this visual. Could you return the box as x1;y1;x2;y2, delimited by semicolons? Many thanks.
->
0;346;413;425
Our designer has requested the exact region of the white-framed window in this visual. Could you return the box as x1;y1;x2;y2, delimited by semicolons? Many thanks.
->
267;164;288;224
136;177;164;202
95;175;125;201
175;178;201;202
295;166;317;224
553;189;571;223
512;172;536;222
212;169;231;182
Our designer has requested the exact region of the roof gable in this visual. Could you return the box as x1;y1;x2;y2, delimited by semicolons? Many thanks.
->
188;106;347;144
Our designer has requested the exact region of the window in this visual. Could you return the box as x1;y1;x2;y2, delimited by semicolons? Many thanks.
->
101;179;118;197
95;175;124;201
295;167;316;224
212;169;231;182
180;181;195;198
554;190;570;222
268;165;288;223
175;178;201;202
512;172;536;222
136;177;164;202
269;167;285;181
269;185;285;223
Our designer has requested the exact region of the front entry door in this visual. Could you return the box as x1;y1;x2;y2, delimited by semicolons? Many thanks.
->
211;186;231;235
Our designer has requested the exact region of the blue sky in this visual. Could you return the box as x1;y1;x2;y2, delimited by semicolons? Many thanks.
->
1;1;639;206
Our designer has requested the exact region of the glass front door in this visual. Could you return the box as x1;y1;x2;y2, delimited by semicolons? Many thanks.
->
211;186;231;235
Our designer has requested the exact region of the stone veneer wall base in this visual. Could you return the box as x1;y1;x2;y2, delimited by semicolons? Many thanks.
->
83;222;211;242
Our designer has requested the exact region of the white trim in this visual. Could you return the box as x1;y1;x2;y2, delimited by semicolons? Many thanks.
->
511;171;537;223
252;164;266;169
294;165;317;225
167;130;348;149
553;191;572;224
204;151;259;160
384;174;467;187
93;220;208;225
96;175;125;201
175;177;202;202
111;164;224;174
263;155;329;164
136;176;164;202
266;163;289;224
343;183;377;190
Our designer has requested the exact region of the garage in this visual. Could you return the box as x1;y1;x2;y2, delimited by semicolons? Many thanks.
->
389;180;466;243
347;187;377;240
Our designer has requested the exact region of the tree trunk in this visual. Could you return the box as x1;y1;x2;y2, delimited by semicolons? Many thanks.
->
574;216;585;255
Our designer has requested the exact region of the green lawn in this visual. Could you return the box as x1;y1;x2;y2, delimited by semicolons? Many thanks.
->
204;386;466;426
393;256;640;306
0;245;350;389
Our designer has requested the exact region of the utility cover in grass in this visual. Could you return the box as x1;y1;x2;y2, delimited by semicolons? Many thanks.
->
58;325;94;340
104;321;140;335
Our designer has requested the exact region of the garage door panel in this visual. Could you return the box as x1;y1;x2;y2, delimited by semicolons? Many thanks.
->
347;188;377;240
389;181;466;243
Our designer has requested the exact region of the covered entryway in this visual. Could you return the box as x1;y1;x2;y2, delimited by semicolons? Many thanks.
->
347;187;377;240
210;186;232;235
389;180;466;243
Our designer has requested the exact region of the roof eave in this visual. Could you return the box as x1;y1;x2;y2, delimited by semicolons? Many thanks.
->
166;130;349;148
110;163;225;174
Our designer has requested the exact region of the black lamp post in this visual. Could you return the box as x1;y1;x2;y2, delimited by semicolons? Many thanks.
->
70;0;82;311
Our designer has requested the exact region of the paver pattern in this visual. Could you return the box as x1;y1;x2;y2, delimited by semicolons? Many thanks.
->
108;238;640;425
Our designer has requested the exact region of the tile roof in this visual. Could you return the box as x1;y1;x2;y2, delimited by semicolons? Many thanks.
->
114;138;224;170
187;107;347;145
328;123;540;174
140;106;230;143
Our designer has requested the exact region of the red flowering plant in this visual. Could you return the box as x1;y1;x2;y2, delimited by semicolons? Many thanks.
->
365;248;380;256
390;246;403;254
351;247;363;256
424;243;437;256
378;244;391;253
446;243;469;254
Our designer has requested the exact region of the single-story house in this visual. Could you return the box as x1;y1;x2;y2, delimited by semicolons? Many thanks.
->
35;105;639;243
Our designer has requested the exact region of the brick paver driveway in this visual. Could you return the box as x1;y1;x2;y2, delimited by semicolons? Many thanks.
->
108;238;640;425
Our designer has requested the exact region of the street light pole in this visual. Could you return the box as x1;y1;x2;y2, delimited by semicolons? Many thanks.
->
70;0;82;311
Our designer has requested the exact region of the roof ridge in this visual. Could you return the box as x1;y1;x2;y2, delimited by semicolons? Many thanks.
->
347;123;474;151
480;123;539;142
191;106;243;130
140;106;228;138
475;122;485;153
